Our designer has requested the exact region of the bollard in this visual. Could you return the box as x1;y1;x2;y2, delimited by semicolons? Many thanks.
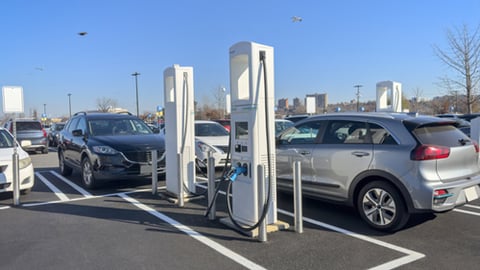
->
12;151;20;206
294;161;303;233
177;153;184;207
258;164;267;242
151;150;158;195
207;151;216;220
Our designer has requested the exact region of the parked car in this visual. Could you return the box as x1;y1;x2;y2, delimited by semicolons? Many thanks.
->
0;127;34;194
48;122;66;147
195;120;230;168
284;114;311;123
276;112;480;231
275;119;294;135
57;112;166;189
458;113;480;122
212;119;231;132
3;119;48;154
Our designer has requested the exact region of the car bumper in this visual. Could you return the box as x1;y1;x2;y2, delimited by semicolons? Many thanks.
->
415;176;480;213
91;151;166;180
0;164;35;192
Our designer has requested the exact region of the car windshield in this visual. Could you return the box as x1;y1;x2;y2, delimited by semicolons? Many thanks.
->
195;123;229;136
0;130;15;148
88;119;154;136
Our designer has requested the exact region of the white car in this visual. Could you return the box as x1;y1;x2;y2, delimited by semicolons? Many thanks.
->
195;120;230;169
0;128;35;194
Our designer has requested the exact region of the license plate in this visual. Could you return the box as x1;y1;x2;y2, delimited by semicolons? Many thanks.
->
20;140;32;147
464;186;479;202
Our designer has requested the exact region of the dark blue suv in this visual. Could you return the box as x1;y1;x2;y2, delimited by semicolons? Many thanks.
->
58;112;166;189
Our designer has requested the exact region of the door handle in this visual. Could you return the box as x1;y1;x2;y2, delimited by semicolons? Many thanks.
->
299;150;310;155
352;151;369;157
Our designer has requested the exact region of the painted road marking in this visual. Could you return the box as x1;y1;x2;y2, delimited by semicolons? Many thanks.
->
49;170;93;198
35;172;69;201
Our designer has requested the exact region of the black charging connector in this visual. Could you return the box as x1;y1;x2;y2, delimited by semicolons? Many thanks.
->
259;50;266;61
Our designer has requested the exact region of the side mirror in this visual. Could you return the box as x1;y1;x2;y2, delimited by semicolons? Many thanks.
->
152;127;160;134
72;129;84;137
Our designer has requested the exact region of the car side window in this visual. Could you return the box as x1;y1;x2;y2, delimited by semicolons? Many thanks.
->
323;120;369;144
369;123;398;145
278;120;322;144
66;118;80;133
77;117;87;133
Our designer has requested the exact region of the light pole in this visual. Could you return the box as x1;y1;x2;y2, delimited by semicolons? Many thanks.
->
354;84;363;112
68;93;72;118
132;72;140;117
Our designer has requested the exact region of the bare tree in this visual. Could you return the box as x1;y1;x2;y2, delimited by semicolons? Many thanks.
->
434;24;480;113
96;97;118;112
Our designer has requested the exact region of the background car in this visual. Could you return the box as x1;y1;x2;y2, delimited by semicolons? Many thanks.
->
275;119;294;135
48;122;66;147
0;127;34;194
212;119;231;132
3;119;48;154
195;120;230;168
276;112;480;231
57;112;166;189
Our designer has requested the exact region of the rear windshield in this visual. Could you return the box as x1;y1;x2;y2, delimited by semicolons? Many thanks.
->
16;121;42;131
413;125;470;147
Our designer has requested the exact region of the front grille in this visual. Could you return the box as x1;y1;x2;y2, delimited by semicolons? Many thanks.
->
216;145;229;153
123;150;164;164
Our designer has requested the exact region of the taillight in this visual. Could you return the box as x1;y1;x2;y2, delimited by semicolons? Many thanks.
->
411;145;450;160
473;141;479;153
42;129;47;138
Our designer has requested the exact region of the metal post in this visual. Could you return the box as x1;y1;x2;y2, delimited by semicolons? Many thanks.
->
68;93;72;118
294;161;303;233
207;151;216;220
258;164;267;242
151;150;158;195
12;117;20;205
177;153;184;207
132;72;140;117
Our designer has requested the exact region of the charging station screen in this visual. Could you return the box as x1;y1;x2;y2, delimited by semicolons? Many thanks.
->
235;122;248;140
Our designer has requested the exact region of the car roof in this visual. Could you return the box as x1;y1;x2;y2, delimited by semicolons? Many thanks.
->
73;112;138;120
302;112;457;130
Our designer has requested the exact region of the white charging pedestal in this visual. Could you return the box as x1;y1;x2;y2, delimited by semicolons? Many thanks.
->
376;81;402;112
221;41;288;236
163;64;196;201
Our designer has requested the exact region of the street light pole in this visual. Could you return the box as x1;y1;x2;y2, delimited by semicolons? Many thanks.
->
132;72;140;117
68;93;72;118
354;84;363;112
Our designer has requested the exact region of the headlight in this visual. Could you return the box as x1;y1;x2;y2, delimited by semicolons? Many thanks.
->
197;141;216;153
19;156;32;169
92;146;119;155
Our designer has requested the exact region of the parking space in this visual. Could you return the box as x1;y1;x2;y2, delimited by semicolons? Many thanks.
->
1;150;479;269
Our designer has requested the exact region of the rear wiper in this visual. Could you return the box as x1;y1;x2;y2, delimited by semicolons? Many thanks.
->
459;138;470;145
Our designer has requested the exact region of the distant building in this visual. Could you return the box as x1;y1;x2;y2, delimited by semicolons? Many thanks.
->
306;93;328;113
293;98;302;110
277;98;289;110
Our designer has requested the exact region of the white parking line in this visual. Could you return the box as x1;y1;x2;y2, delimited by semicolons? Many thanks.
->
464;204;480;210
119;193;267;270
35;172;69;201
0;206;10;210
277;209;425;270
453;208;480;216
196;183;425;269
49;171;93;198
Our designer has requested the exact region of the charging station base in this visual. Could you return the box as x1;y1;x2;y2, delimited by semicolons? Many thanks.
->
219;217;290;238
157;190;205;204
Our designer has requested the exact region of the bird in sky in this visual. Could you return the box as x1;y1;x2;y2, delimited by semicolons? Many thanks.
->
291;16;302;22
78;32;88;36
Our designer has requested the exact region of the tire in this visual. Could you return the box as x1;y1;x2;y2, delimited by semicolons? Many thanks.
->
81;157;97;189
59;151;73;176
356;181;410;232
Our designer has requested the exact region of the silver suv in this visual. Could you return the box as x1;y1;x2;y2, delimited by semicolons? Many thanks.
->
276;112;480;231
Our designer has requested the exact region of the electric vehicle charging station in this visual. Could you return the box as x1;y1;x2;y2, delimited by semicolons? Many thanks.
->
376;81;402;112
223;41;286;233
163;65;196;199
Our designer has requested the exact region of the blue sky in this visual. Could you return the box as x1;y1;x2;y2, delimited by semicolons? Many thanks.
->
1;0;480;117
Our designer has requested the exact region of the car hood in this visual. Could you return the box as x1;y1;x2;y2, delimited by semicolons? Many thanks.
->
0;147;29;162
195;135;229;147
90;134;165;151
